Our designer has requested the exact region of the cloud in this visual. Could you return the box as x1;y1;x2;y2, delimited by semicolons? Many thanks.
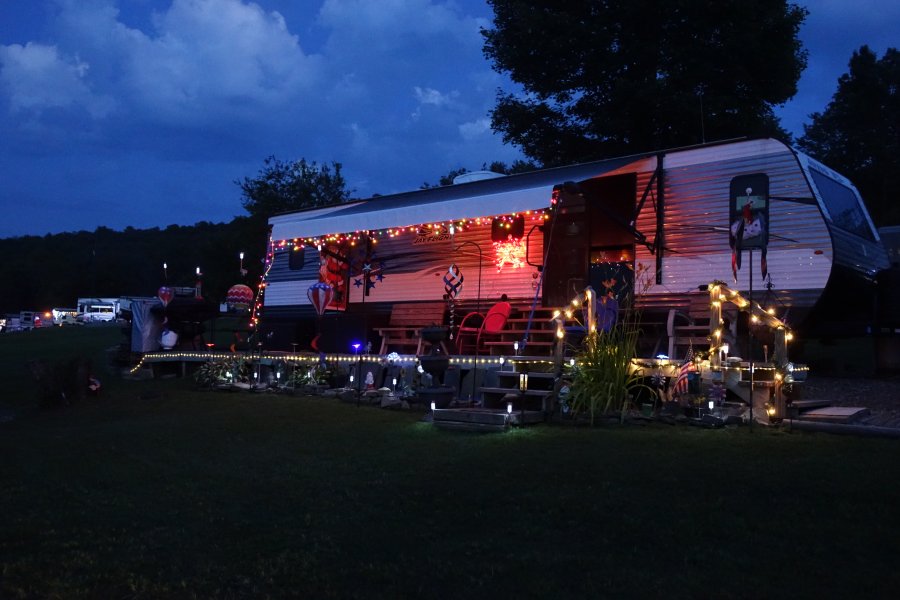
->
458;117;491;140
0;41;114;118
0;0;524;237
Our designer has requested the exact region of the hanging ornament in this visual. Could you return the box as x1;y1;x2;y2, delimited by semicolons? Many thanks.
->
443;264;464;339
307;282;335;317
157;286;173;307
226;284;254;311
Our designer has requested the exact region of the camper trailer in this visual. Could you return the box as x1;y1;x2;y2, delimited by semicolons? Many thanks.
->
76;298;121;323
259;138;889;357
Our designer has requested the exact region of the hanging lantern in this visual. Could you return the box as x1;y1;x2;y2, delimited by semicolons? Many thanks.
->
226;284;254;311
157;286;174;307
307;282;334;317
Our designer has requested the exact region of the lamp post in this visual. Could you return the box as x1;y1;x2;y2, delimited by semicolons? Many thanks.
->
518;372;528;428
352;342;362;406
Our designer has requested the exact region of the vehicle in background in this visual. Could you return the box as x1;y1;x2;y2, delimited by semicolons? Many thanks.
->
76;305;117;323
51;308;79;326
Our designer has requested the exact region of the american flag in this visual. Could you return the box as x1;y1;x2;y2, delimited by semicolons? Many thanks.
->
673;346;695;396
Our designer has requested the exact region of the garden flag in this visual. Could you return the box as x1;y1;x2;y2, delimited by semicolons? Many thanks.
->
673;346;695;397
729;174;770;282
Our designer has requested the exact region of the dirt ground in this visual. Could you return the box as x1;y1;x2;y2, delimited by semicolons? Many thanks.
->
800;374;900;428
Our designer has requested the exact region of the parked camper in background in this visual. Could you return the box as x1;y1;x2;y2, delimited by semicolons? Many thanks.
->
52;308;79;326
76;298;120;323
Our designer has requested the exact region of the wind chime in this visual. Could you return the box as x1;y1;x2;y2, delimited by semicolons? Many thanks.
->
443;264;463;340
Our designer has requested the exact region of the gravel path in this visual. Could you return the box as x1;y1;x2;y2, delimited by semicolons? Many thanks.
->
801;374;900;428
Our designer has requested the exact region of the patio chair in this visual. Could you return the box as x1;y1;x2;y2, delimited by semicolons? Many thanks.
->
455;300;512;354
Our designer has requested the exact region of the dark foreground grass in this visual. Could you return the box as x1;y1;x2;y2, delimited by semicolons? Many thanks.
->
2;329;899;599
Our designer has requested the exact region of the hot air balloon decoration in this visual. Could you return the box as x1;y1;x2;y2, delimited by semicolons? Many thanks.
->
307;282;334;316
157;286;174;307
226;284;255;311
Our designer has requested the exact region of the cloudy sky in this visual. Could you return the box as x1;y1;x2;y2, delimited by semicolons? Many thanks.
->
1;0;897;239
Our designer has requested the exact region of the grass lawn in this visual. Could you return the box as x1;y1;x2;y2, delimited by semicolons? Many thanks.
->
1;328;899;598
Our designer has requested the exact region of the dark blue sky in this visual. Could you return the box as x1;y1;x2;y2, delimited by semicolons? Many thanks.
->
1;0;897;238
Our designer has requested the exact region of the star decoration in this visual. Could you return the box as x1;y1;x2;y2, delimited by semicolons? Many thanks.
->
353;278;363;288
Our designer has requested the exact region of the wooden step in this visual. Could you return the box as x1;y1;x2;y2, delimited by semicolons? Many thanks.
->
479;387;554;397
796;406;870;424
431;407;545;430
790;399;832;411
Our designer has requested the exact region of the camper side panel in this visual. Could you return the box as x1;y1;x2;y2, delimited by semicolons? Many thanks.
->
264;221;545;316
635;142;833;311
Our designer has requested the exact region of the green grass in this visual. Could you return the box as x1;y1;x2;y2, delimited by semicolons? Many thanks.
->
1;328;899;598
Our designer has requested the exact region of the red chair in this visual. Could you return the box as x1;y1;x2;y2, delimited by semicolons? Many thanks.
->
456;301;512;354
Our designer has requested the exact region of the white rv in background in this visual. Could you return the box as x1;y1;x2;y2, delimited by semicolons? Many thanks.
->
76;298;121;323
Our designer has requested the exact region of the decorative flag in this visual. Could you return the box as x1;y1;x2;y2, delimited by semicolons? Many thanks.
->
673;346;696;397
728;174;770;282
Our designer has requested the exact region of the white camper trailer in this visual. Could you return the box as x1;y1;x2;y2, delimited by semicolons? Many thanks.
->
259;138;888;357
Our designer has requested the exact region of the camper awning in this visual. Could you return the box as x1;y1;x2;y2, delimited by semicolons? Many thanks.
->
271;186;552;241
269;154;649;242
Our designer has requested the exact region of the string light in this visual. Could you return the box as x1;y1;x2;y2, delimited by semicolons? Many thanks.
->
272;209;551;250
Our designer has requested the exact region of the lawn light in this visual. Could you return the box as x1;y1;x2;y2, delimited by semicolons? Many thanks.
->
499;356;505;369
569;358;576;367
349;374;355;384
431;401;436;412
513;341;519;356
507;401;513;414
392;377;397;390
708;400;715;410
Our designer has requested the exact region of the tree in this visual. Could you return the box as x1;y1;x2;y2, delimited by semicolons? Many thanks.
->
237;156;352;219
798;46;900;226
482;0;807;166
